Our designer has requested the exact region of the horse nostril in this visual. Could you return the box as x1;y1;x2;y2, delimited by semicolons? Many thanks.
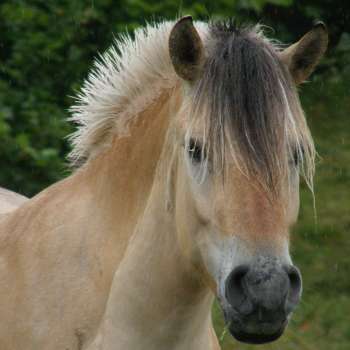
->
284;265;302;310
225;265;250;311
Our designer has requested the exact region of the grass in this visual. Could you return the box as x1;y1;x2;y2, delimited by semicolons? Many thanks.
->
212;75;350;350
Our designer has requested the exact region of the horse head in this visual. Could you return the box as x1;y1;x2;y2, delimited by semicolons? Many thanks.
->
168;16;327;344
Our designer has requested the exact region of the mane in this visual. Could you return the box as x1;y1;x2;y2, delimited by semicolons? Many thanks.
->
68;20;207;166
69;19;315;193
187;20;315;192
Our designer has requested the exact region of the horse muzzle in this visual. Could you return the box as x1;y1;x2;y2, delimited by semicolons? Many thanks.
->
220;256;302;344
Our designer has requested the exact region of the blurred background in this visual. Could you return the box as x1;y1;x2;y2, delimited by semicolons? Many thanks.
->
0;1;349;349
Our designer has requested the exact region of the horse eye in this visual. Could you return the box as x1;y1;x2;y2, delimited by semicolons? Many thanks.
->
291;147;303;167
293;150;299;166
188;139;203;163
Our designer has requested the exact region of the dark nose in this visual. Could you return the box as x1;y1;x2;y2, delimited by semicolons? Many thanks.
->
225;261;302;320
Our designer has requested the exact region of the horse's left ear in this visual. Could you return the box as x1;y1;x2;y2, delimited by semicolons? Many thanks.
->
280;22;328;84
169;16;204;82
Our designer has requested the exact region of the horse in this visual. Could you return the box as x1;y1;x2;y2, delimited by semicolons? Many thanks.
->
0;17;328;349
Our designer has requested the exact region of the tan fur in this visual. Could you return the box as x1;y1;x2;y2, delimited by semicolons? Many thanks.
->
0;187;28;215
211;169;295;248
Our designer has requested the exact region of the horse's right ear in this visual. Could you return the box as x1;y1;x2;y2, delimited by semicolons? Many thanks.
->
280;22;328;84
169;16;204;82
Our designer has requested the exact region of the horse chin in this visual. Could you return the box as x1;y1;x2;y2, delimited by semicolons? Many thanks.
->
221;303;288;345
228;323;286;344
223;313;288;345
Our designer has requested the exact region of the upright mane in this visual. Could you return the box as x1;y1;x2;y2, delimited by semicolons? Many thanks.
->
68;20;207;165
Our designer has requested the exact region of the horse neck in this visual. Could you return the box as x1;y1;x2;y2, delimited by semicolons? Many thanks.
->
71;89;176;247
89;171;214;350
83;92;214;349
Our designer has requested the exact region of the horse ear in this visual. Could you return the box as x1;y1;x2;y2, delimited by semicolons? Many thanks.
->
169;16;204;82
280;22;328;84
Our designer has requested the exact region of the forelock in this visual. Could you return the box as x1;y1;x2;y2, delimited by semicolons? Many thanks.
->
187;20;315;193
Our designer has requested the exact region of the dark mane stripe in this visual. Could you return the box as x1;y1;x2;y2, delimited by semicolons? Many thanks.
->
189;20;314;192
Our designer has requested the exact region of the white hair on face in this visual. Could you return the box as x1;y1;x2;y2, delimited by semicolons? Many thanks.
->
68;20;208;166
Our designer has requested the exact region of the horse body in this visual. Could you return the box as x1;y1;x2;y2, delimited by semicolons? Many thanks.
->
0;18;327;349
0;174;115;349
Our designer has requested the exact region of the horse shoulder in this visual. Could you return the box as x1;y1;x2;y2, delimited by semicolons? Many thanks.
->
0;177;116;349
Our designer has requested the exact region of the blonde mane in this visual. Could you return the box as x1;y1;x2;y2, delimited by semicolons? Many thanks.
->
68;20;207;165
